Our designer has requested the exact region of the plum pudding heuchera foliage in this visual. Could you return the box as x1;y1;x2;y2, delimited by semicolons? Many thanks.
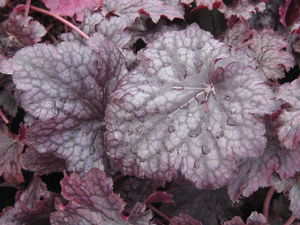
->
105;24;276;188
1;0;300;224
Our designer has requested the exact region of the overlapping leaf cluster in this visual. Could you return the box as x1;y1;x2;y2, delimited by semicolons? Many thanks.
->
1;0;300;224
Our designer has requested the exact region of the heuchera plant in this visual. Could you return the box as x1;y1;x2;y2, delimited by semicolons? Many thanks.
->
0;0;300;224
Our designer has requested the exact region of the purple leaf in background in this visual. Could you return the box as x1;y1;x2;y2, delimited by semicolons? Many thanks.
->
228;119;300;201
223;22;295;81
0;176;56;225
186;0;265;20
105;24;276;189
103;0;184;24
218;0;266;20
0;123;24;186
277;78;300;149
0;86;17;117
272;175;300;219
50;168;153;225
4;5;47;46
159;178;237;225
42;0;104;21
289;180;300;219
223;212;266;225
279;0;300;27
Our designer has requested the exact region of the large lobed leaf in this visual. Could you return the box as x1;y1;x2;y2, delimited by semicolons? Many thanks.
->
13;34;127;174
105;24;276;189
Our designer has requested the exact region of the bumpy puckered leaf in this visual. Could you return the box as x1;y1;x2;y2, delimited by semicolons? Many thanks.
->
0;55;13;74
50;168;153;225
105;24;276;188
13;34;127;174
4;6;47;46
0;123;24;186
277;78;300;149
223;23;294;81
42;0;103;21
0;176;56;225
104;0;184;24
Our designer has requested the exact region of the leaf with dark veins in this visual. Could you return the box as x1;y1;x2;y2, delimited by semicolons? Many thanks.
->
50;168;153;225
245;30;295;81
13;35;128;174
277;78;300;149
222;23;294;81
104;0;184;24
0;123;24;186
105;24;277;189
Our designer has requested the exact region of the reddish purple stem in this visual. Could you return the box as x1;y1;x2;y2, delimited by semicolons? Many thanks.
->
30;5;89;40
148;205;170;223
283;215;297;225
263;186;276;222
24;0;31;17
0;108;9;124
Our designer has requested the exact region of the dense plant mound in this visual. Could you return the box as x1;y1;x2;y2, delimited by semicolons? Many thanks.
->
0;0;300;224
